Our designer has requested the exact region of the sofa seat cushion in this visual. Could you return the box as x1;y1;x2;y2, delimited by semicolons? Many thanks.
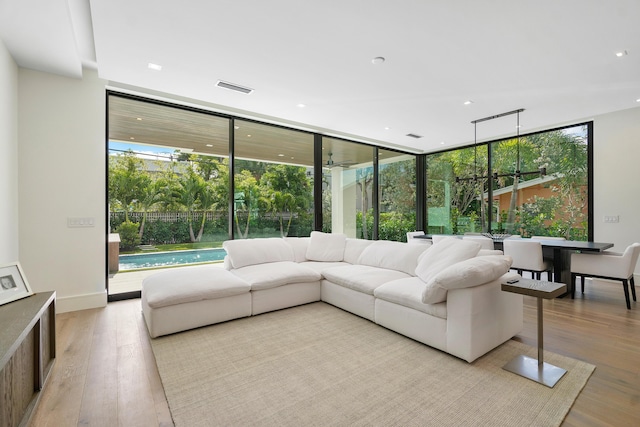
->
322;265;411;295
374;277;447;319
300;261;351;276
231;261;321;291
142;266;251;309
357;240;430;275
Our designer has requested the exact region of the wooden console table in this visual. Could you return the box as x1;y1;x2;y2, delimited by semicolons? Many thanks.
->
0;291;56;427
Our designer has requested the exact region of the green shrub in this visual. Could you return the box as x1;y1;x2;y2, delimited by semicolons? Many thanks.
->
116;221;141;250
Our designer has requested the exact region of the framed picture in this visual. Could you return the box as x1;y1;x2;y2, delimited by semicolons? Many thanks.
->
0;262;34;306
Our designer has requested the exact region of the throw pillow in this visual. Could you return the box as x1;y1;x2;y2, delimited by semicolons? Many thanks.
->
415;237;481;303
428;255;513;290
422;255;513;304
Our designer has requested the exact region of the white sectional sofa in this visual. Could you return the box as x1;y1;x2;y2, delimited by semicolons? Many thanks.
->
142;232;523;363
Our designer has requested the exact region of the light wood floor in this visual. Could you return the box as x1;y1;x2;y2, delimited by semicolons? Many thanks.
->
30;278;639;427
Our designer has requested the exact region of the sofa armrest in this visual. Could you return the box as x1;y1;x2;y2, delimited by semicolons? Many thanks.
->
445;273;523;362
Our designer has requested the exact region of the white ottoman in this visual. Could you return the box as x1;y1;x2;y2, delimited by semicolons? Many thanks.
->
141;265;252;338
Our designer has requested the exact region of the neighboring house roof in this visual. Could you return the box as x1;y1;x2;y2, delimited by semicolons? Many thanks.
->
483;174;560;199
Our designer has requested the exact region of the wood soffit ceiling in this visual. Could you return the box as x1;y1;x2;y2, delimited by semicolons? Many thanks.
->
108;96;409;169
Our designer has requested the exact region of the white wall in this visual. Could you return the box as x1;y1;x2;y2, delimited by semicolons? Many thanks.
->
592;106;640;274
18;68;107;312
0;39;19;264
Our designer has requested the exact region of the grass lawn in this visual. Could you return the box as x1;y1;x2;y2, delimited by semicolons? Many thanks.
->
121;241;225;255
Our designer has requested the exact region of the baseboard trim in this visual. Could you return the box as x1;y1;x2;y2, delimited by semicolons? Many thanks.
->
56;290;108;313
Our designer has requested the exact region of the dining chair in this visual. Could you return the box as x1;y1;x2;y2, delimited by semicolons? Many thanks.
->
530;236;565;265
461;235;494;250
406;231;430;245
502;239;553;280
431;235;460;245
570;242;640;309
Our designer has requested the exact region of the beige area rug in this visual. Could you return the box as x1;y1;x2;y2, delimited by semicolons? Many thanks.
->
150;302;595;427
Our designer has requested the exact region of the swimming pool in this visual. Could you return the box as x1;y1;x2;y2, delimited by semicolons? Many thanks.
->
119;248;227;271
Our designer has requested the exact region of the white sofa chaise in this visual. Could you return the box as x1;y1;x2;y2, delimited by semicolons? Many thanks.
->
142;232;523;362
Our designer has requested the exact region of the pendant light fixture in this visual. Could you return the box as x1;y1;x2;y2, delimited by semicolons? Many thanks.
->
492;109;547;180
456;108;546;183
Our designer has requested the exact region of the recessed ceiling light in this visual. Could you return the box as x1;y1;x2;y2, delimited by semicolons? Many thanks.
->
234;126;240;130
278;154;285;157
371;56;385;64
636;98;640;103
130;137;135;140
136;117;143;121
384;127;390;130
247;134;251;138
615;50;628;57
463;100;474;105
148;62;162;71
440;141;445;145
206;144;213;147
297;103;306;108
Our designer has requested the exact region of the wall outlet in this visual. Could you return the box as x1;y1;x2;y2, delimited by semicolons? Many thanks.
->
67;217;95;227
603;215;619;223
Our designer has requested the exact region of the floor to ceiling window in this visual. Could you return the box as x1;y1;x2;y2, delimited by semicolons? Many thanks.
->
107;92;592;301
233;120;314;239
321;137;375;239
425;123;591;239
425;144;488;235
379;150;417;241
107;95;230;297
490;124;589;239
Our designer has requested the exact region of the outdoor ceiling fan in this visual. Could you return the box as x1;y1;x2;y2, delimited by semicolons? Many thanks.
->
325;152;356;168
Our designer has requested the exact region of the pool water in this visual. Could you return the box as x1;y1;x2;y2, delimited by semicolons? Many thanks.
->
119;248;227;271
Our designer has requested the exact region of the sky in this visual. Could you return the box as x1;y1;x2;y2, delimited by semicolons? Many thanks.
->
109;141;177;161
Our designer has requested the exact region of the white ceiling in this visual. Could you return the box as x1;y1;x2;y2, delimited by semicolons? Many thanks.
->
2;0;640;153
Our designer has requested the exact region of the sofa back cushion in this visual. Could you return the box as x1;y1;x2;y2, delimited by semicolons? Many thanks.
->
223;238;295;269
421;255;513;304
344;238;375;264
306;231;347;262
284;237;310;262
415;237;481;285
357;240;429;275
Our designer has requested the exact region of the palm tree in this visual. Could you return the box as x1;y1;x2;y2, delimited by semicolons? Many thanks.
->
194;181;218;242
259;164;312;237
234;170;259;239
171;171;206;242
109;150;151;222
135;179;163;238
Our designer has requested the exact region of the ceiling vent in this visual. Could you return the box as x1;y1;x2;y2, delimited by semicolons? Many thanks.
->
216;80;254;94
406;133;423;139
